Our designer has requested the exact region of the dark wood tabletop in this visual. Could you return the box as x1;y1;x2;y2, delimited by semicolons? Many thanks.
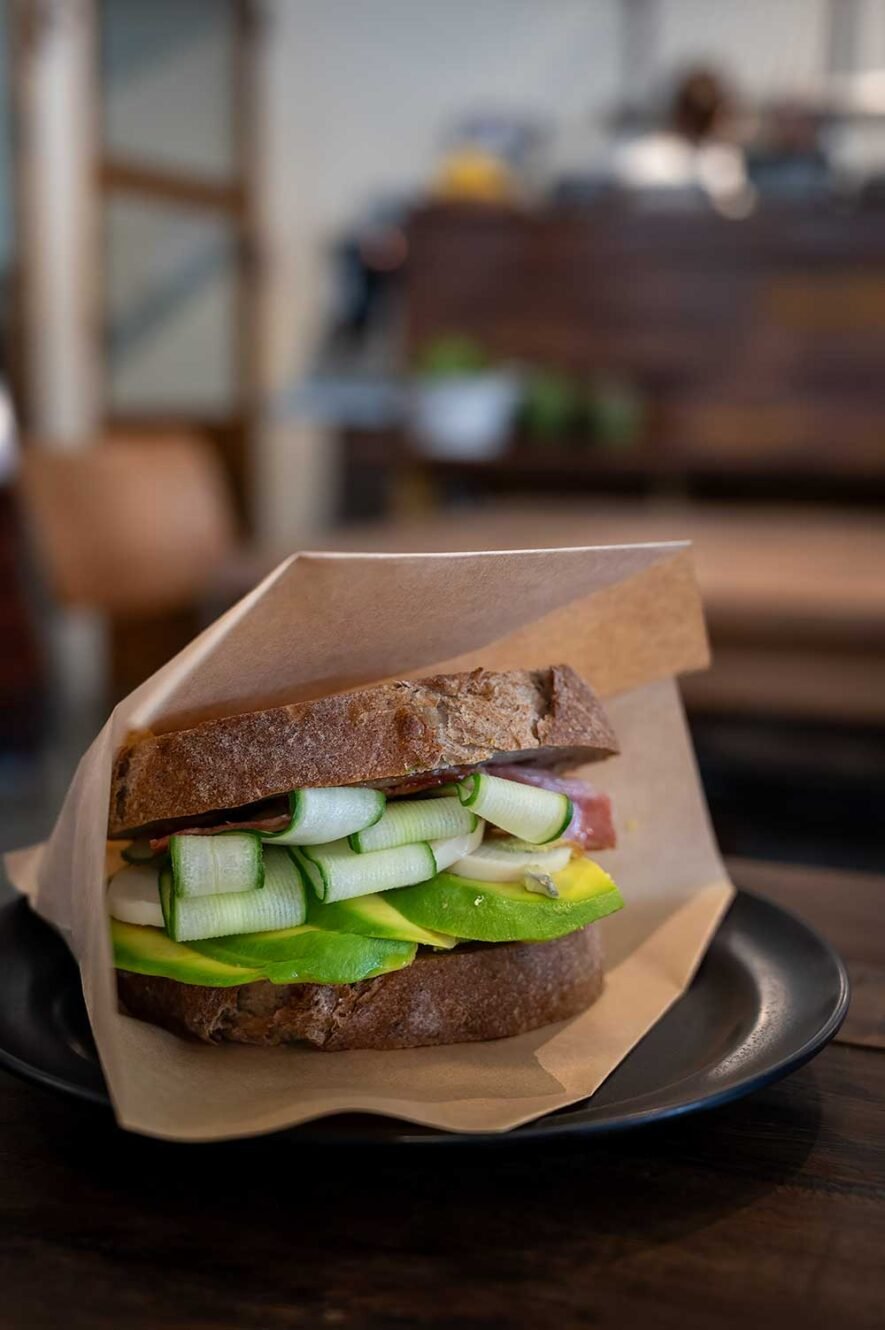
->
0;858;882;1330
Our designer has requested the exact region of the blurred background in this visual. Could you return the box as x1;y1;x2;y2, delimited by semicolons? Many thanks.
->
1;0;883;871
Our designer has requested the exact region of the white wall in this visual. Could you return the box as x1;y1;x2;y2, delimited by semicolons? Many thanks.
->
268;0;619;242
656;0;829;98
858;0;885;64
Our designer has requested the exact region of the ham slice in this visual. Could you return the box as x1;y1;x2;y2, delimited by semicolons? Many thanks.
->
149;810;289;854
371;767;477;798
489;765;616;851
146;764;616;853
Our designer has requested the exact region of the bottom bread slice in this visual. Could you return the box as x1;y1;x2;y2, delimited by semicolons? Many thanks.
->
117;926;604;1050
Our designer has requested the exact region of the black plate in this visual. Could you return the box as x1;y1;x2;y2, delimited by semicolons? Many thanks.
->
0;890;848;1142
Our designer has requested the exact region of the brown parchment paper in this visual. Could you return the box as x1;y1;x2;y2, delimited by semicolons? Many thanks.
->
4;543;734;1140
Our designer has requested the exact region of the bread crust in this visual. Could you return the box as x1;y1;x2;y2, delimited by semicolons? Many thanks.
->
116;926;604;1050
109;665;618;837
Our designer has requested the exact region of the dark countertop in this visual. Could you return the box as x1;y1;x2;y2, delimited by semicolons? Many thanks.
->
0;858;882;1330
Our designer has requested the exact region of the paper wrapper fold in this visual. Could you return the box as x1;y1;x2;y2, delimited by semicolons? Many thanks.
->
4;543;734;1140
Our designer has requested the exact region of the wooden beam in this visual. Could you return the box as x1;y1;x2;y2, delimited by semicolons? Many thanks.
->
98;156;246;218
232;0;264;529
12;0;100;439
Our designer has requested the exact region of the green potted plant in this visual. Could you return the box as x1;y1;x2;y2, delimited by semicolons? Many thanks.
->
520;369;585;442
410;335;521;459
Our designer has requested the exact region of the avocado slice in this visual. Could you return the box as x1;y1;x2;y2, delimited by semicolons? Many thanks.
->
189;925;417;985
112;918;263;987
387;855;623;942
306;891;457;949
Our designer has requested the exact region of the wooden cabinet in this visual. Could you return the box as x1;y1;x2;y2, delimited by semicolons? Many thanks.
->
401;203;885;494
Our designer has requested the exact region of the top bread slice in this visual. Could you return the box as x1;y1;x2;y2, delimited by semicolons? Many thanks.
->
108;665;618;838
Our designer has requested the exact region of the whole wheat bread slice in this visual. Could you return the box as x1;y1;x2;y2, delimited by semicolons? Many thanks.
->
117;926;604;1049
109;665;617;837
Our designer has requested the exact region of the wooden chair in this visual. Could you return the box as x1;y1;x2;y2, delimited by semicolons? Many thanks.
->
18;433;240;615
18;433;248;696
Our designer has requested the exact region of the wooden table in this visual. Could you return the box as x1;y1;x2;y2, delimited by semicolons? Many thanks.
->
0;859;882;1329
311;500;885;723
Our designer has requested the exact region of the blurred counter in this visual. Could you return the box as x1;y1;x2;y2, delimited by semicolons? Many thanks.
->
306;500;885;724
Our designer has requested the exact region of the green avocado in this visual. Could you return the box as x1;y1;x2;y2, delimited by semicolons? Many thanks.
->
189;925;417;985
306;891;457;949
111;918;263;987
387;856;623;942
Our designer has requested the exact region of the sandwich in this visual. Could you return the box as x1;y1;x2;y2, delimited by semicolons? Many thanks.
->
107;665;624;1050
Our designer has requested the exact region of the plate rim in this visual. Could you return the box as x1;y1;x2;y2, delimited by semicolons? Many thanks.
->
0;888;851;1142
293;889;851;1145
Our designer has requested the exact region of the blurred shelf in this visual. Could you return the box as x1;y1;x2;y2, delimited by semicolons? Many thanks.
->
346;431;658;476
342;429;885;510
347;430;885;478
